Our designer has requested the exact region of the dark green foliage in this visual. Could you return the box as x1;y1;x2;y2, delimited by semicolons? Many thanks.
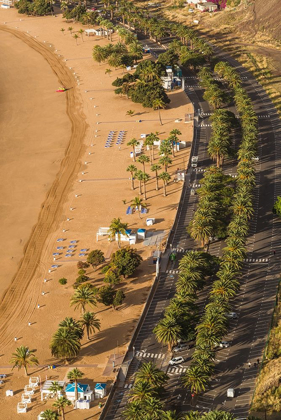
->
63;4;87;22
98;285;116;307
103;266;122;285
113;290;126;309
15;0;52;15
112;73;135;87
59;278;67;285
73;275;89;288
87;250;105;269
272;196;281;216
78;269;86;276
77;261;89;269
157;49;179;69
111;247;142;278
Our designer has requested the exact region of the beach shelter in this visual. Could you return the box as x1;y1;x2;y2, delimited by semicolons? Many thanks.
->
94;383;107;398
65;383;93;402
41;380;65;401
17;403;27;414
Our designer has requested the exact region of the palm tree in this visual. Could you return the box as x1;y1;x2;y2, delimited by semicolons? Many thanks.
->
159;155;172;172
135;170;143;195
92;45;107;65
68;26;73;35
108;217;128;248
60;28;65;35
129;381;157;403
79;29;84;41
135;362;168;389
163;410;182;420
67;368;84;401
73;34;79;45
152;98;166;126
70;284;97;314
53;397;71;420
126;109;135;117
137;154;150;173
131;196;147;219
158;172;171;197
40;410;59;420
123;400;143;419
182;365;209;393
151;164;161;191
153;317;181;351
126;164;137;190
80;312;101;340
127;138;140;162
50;327;81;360
144;133;159;161
49;381;63;400
105;68;112;77
10;346;39;376
59;317;84;340
137;172;150;200
169;129;182;157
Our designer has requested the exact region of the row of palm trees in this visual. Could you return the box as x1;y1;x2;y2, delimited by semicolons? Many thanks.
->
187;62;258;390
188;166;234;249
153;251;210;358
126;130;182;198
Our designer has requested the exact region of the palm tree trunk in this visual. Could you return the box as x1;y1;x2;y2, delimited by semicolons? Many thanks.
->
155;173;159;191
133;147;136;162
87;326;90;340
131;175;134;190
158;108;163;126
24;365;28;377
163;182;166;197
75;380;78;401
139;181;142;195
117;233;121;248
143;183;147;200
61;409;65;420
152;146;154;161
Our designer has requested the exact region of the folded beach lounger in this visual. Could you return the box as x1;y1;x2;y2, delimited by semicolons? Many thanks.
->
126;206;133;215
141;208;148;214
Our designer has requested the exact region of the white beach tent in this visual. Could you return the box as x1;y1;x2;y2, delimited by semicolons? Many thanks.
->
85;29;97;36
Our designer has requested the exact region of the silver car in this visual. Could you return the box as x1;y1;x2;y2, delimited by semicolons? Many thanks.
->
173;343;189;353
169;356;184;366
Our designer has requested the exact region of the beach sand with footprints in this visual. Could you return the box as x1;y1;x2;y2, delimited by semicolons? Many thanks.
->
0;8;193;418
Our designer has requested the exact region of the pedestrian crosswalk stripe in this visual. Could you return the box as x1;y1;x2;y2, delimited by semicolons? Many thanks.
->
136;351;165;359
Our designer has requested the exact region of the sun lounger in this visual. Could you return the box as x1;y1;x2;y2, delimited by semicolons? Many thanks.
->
0;374;7;379
68;245;76;249
53;253;60;256
51;265;59;268
70;240;77;244
80;248;88;252
65;254;72;258
126;206;133;215
141;208;148;214
79;253;85;257
57;246;64;250
56;238;64;242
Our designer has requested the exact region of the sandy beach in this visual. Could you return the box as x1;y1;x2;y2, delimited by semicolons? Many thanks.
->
0;9;193;418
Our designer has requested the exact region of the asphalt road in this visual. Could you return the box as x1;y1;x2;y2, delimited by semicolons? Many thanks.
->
102;41;281;420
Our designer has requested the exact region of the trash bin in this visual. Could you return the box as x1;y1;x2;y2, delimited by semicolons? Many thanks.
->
227;388;235;398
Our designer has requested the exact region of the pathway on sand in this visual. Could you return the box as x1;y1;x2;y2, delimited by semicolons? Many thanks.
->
0;26;88;349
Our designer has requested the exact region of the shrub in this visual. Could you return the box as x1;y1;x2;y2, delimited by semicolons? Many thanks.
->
59;278;67;285
113;290;126;309
111;247;142;278
87;250;105;269
78;269;86;275
77;261;89;269
73;275;89;288
97;286;116;307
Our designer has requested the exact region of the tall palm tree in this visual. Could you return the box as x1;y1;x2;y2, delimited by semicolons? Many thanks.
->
129;380;157;403
169;129;182;157
153;317;181;351
137;172;150;200
131;197;147;218
123;400;143;419
59;317;84;340
137;154;150;173
10;346;39;376
151;164;161;191
53;397;71;420
50;327;81;360
182;365;209;393
40;410;59;420
79;312;101;340
78;28;84;41
152;98;166;126
159;155;172;172
108;217;128;248
135;362;168;389
158;172;171;197
70;284;97;314
67;368;84;401
126;109;135;117
49;381;63;400
144;133;159;161
73;34;79;45
60;28;65;35
126;164;137;190
127;138;140;162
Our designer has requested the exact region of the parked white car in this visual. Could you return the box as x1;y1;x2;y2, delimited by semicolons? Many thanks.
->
173;343;189;353
169;356;184;366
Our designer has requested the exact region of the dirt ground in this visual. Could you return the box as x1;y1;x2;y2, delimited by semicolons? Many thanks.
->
0;8;193;419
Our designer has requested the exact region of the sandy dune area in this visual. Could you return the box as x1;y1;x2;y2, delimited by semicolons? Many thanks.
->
0;9;193;418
